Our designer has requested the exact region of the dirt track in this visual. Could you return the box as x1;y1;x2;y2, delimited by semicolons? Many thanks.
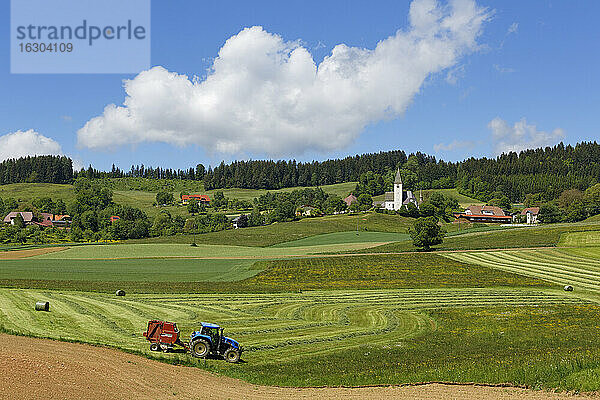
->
1;334;597;400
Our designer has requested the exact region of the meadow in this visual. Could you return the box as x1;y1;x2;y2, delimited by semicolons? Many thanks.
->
445;242;600;294
1;288;594;389
365;222;600;253
0;180;357;218
130;212;414;247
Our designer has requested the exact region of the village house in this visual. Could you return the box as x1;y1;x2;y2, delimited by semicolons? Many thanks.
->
3;212;72;228
181;194;211;205
3;211;34;225
521;207;540;224
453;205;512;224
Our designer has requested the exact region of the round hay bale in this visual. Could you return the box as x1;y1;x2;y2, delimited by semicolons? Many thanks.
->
564;285;574;292
35;301;49;311
115;289;126;296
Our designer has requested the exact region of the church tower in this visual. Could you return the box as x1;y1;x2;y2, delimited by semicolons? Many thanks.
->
393;168;403;210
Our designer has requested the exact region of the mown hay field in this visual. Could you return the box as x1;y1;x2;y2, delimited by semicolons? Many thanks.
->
559;230;600;247
445;246;600;293
1;287;595;388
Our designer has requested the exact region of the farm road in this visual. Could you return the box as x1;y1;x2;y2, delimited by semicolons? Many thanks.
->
1;334;597;400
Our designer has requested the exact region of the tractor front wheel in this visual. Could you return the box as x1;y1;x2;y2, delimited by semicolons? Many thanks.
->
190;339;210;358
224;348;241;363
149;343;159;352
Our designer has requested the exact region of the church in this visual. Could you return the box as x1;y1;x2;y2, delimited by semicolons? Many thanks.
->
381;169;421;211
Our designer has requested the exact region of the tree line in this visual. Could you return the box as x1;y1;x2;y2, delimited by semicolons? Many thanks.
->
0;155;72;184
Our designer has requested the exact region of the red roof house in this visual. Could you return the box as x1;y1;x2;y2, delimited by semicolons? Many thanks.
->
453;205;512;224
181;194;211;205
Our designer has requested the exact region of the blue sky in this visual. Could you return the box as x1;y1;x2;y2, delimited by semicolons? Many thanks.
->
1;0;599;171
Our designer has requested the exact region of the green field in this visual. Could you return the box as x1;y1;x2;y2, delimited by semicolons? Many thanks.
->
271;231;409;248
0;258;261;282
0;252;545;293
130;212;413;247
3;287;596;388
559;231;600;247
445;247;600;293
0;181;356;218
34;242;382;260
365;223;600;253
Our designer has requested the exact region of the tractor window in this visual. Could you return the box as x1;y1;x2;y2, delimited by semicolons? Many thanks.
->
202;327;219;343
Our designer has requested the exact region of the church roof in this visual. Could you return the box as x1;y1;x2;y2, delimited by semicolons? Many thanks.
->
384;191;394;201
394;168;402;184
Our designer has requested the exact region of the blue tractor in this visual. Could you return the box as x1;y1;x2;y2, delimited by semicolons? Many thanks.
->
189;322;243;363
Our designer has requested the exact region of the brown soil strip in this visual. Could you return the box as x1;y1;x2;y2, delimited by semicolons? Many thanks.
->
0;247;67;259
0;334;596;400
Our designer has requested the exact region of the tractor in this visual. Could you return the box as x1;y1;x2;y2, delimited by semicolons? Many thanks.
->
143;320;243;363
188;322;242;363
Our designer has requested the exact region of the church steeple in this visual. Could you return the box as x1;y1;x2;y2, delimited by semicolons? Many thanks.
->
394;168;402;184
393;168;403;210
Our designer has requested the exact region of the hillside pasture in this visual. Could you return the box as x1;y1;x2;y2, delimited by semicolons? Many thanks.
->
129;212;413;247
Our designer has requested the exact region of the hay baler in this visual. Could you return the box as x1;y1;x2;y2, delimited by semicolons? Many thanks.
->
143;320;243;363
143;320;188;352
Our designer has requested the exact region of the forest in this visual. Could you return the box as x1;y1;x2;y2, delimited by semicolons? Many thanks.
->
4;141;600;204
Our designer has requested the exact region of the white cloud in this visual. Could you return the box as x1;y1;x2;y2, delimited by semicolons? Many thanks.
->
507;22;518;35
61;115;73;122
434;139;475;152
488;117;565;155
0;129;63;161
78;0;490;156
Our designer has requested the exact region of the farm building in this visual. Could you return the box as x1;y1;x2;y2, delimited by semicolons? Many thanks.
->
3;211;34;225
231;214;248;229
3;212;72;228
181;194;211;205
453;205;512;224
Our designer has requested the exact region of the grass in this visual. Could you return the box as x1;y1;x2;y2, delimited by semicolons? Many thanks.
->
0;252;548;293
559;231;600;247
445;247;600;293
271;231;409;248
0;288;594;389
365;223;600;253
0;258;259;282
0;183;74;201
0;181;356;219
129;212;413;247
33;242;384;259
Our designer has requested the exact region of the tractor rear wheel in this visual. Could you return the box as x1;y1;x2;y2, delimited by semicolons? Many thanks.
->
149;343;159;352
224;348;241;363
190;339;210;358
